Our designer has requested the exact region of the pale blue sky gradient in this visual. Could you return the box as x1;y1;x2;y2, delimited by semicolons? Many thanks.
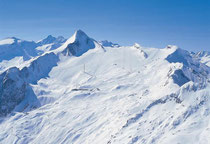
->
0;0;209;52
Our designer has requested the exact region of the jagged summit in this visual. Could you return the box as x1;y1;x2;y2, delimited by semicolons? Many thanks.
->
65;29;90;44
57;29;97;56
37;35;56;45
37;35;66;45
195;51;210;57
75;29;88;38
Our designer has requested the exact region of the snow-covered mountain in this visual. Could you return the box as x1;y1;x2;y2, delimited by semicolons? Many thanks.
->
56;29;104;56
36;35;66;52
0;35;66;73
0;30;209;144
0;37;38;62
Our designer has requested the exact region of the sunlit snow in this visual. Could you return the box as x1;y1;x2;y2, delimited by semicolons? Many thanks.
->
0;30;209;144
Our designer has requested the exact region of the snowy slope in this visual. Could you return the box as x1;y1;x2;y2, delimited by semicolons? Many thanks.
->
0;30;209;144
193;51;210;67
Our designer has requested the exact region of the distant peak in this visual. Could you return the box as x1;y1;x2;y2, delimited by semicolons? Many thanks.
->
99;40;120;47
45;35;56;40
9;37;18;39
46;35;54;39
65;29;90;45
74;29;89;40
75;29;86;35
37;35;57;45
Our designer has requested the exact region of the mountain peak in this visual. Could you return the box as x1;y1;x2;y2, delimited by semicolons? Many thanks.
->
165;47;189;66
8;37;20;40
45;35;55;40
67;29;89;44
75;29;87;36
37;35;66;46
99;40;120;47
59;30;96;56
37;35;57;45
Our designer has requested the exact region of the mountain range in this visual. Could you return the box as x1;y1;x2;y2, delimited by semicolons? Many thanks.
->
0;30;209;144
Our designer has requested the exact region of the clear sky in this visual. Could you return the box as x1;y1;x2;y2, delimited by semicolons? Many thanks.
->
0;0;209;52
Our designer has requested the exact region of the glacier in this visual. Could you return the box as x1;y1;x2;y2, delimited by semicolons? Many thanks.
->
0;30;209;144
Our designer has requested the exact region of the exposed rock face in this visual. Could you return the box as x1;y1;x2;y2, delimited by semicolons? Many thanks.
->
0;52;59;116
171;69;190;86
61;30;96;56
99;40;120;47
165;48;209;86
21;52;59;84
0;67;26;116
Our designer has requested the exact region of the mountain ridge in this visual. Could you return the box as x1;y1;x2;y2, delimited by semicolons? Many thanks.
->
0;30;209;144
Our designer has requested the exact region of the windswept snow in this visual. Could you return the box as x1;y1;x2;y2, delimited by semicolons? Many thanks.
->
0;30;209;144
0;38;15;45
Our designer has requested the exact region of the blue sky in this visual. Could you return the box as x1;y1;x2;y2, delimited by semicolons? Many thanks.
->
0;0;209;52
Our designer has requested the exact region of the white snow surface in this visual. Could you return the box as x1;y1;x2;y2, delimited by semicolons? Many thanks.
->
0;38;15;45
0;30;209;144
0;36;66;73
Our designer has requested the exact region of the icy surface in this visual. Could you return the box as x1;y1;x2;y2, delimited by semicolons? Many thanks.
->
0;30;209;144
